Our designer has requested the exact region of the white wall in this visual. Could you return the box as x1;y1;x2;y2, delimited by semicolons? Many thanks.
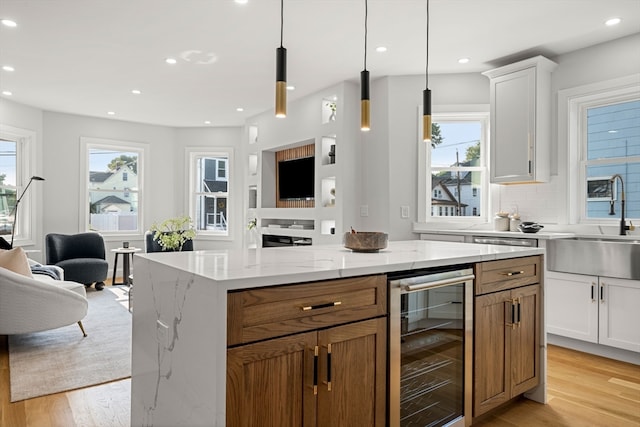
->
364;73;489;240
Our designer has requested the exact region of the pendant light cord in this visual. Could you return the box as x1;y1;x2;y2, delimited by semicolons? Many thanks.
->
425;0;429;89
364;0;368;71
280;0;284;48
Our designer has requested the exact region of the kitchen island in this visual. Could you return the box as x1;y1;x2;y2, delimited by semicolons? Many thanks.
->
130;240;545;427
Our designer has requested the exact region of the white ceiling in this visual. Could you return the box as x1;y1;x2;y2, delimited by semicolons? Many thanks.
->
1;0;638;128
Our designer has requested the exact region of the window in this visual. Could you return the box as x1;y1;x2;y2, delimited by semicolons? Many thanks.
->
419;111;489;221
188;149;233;238
567;77;640;223
81;137;146;234
0;125;36;245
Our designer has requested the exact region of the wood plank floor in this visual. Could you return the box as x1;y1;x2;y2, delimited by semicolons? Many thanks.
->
1;338;638;426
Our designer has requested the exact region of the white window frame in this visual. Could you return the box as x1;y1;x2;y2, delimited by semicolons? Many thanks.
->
0;125;37;246
418;106;490;223
563;74;640;224
79;137;147;237
186;147;233;240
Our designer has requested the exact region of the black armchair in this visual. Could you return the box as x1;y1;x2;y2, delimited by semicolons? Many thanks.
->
46;232;109;290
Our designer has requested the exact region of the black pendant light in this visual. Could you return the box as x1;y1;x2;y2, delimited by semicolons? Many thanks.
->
275;0;287;118
423;0;432;142
361;0;370;131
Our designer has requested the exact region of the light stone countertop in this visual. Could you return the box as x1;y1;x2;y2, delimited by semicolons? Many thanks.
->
135;239;544;291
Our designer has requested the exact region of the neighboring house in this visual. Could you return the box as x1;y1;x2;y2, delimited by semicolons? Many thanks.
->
431;179;468;216
89;165;137;213
200;158;228;231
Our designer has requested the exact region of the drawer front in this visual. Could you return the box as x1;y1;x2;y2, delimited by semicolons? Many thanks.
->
474;255;542;295
227;274;387;346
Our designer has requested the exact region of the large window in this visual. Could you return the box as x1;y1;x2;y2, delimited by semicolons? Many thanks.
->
0;125;36;245
420;112;489;221
81;137;146;234
188;149;232;237
568;77;640;223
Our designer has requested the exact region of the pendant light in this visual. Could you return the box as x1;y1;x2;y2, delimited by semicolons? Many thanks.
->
360;0;370;131
423;0;432;142
275;0;287;118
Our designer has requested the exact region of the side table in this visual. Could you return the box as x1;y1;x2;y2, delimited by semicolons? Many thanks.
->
111;247;141;286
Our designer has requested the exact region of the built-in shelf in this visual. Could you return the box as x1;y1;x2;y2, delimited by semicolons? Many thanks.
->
320;220;336;236
248;153;258;175
322;96;338;124
321;136;337;166
248;186;257;209
321;177;336;208
248;125;258;144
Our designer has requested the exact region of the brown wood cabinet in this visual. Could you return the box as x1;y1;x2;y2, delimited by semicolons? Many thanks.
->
473;256;542;417
226;275;387;427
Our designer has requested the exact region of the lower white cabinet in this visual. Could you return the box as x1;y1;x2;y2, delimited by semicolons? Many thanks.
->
547;271;640;352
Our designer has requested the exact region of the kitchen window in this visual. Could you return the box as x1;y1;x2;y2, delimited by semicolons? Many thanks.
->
80;137;146;234
0;125;36;246
187;148;233;238
567;77;640;223
419;111;489;222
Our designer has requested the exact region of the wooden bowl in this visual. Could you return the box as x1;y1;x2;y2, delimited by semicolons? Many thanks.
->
344;232;388;252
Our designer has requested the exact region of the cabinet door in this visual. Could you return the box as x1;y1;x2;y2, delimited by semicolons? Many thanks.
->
474;289;511;416
510;284;540;396
227;331;317;427
317;317;387;427
599;277;640;352
546;271;598;343
490;67;535;183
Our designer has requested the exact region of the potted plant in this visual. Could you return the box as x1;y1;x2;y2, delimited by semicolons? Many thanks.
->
149;216;196;251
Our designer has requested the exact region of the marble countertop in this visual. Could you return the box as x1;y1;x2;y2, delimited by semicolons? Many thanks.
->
135;240;544;290
414;227;574;240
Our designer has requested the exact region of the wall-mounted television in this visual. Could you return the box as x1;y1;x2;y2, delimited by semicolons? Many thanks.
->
278;156;315;200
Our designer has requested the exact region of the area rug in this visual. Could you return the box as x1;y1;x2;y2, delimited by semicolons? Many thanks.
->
8;286;131;402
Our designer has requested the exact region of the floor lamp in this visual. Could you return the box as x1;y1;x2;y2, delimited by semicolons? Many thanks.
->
0;175;45;249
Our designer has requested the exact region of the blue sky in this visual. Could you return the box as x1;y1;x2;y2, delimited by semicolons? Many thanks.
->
431;122;482;167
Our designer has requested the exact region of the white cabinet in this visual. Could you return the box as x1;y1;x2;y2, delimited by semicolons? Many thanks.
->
546;271;640;352
599;277;640;352
483;56;557;184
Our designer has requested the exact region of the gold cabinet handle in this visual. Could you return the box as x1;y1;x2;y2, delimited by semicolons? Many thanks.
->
302;301;342;311
501;270;524;276
312;346;319;395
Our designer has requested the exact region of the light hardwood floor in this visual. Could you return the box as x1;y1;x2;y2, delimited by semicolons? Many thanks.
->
1;338;638;426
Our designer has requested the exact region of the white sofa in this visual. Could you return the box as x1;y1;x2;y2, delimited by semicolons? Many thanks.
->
0;264;89;336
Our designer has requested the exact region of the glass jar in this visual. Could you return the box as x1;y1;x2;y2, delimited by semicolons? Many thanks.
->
509;214;521;232
493;212;509;231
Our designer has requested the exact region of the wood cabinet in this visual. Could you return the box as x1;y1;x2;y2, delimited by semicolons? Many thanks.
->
226;275;387;427
473;256;542;417
547;271;640;352
483;56;557;184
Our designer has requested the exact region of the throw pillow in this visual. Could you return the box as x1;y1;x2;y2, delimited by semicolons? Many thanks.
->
0;247;34;278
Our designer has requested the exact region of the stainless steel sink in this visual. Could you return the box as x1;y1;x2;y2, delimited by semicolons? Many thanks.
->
547;237;640;280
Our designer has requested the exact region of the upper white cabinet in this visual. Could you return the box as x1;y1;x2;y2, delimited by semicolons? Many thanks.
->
483;56;557;184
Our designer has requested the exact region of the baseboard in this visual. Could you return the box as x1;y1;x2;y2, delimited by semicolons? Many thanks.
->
547;334;640;365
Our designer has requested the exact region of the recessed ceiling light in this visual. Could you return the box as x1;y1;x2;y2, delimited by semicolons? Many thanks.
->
131;89;141;95
204;120;211;124
376;46;387;53
165;58;177;65
608;130;618;133
107;111;115;116
236;107;244;112
458;57;470;64
2;90;12;96
234;0;248;4
605;17;621;26
286;85;295;91
1;19;17;28
2;65;15;72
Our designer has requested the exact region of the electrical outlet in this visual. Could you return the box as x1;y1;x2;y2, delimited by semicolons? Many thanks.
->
360;205;369;217
401;205;410;218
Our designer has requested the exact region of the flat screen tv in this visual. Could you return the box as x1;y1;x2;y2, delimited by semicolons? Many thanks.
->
278;156;314;200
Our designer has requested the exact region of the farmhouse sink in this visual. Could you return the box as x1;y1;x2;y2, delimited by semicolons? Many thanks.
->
547;237;640;280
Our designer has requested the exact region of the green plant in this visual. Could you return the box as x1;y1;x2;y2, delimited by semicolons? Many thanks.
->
149;216;196;251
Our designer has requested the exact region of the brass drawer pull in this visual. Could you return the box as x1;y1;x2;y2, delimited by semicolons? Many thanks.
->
501;270;525;276
302;301;342;311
